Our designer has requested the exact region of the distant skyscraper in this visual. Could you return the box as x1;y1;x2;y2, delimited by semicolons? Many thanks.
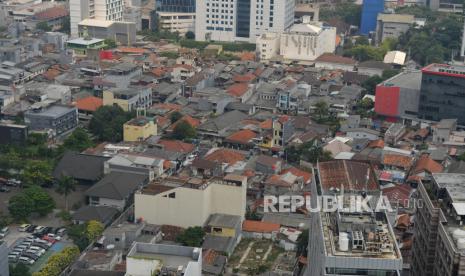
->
360;0;384;35
69;0;124;37
195;0;295;43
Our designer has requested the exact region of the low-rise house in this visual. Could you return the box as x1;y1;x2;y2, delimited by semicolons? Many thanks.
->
323;139;352;157
256;155;282;175
86;172;148;210
72;205;119;226
126;243;202;276
384;123;406;145
74;96;102;120
104;153;165;180
224;129;257;150
410;154;443;182
314;53;356;71
197;110;248;138
24;104;78;136
103;87;152;112
345;128;380;141
123;116;157;142
53;151;110;185
171;64;196;83
227;83;254;103
357;60;392;77
191;158;223;177
242;220;280;240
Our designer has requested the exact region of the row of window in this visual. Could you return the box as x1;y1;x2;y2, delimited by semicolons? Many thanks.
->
206;26;233;31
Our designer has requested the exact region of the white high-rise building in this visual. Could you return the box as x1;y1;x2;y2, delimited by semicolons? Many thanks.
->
70;0;124;37
195;0;295;43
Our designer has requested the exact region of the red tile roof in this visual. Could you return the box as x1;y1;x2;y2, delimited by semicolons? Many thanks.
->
382;185;412;207
411;154;443;175
318;160;378;191
226;129;257;144
117;47;146;54
242;220;280;233
259;119;273;129
205;148;246;165
151;67;167;77
368;139;385;148
168;115;200;131
382;154;413;170
33;6;68;20
240;52;255;61
75;96;103;112
281;167;312;184
233;73;256;83
227;83;249;97
158;139;195;154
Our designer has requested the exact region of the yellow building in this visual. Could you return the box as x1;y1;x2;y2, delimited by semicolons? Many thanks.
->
123;117;157;142
135;174;247;228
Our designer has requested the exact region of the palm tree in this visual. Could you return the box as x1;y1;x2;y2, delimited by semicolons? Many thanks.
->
56;175;76;211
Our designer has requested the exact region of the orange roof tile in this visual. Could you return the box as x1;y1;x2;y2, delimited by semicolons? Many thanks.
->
156;116;170;128
259;119;273;129
233;73;256;83
411;154;443;175
33;6;68;20
75;96;103;112
281;167;312;184
242;220;280;233
227;83;249;97
158;139;195;154
205;148;246;165
368;139;385;148
382;154;413;170
226;129;257;144
151;68;167;77
168;115;200;131
240;52;255;61
152;103;182;112
118;47;146;54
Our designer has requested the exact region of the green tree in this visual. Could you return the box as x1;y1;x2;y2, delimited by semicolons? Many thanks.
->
67;224;89;251
313;101;329;121
22;160;53;186
89;105;134;142
296;229;309;257
86;220;104;241
172;120;196;140
320;2;362;26
33;246;80;276
160;51;179;59
169;111;183;123
104;38;117;49
185;31;195;39
60;16;70;34
62;127;94;152
361;75;383;94
36;22;51;31
24;186;56;216
55;175;77;211
8;193;35;220
355;36;369;45
10;263;31;276
176;226;205;247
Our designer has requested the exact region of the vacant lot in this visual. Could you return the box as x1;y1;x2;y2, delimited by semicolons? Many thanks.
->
228;238;283;274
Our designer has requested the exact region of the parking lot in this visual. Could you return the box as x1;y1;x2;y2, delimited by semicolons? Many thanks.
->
7;224;73;273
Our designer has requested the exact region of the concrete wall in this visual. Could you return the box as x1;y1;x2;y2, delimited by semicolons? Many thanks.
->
135;180;246;228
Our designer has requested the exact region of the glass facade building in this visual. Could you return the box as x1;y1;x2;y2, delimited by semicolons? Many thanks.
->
236;0;251;38
156;0;196;13
360;0;384;35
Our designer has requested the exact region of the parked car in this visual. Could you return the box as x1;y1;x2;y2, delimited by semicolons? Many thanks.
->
18;256;34;265
0;227;9;238
32;241;50;249
26;225;37;233
19;224;31;232
0;186;10;192
6;178;21;186
8;254;18;262
56;227;67;236
28;247;45;255
22;252;39;261
33;226;45;233
41;236;57;244
46;233;61;241
15;245;28;251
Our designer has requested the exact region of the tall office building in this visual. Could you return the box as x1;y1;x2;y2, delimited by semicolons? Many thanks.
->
418;64;465;125
195;0;295;43
70;0;124;37
412;174;465;276
360;0;384;35
154;0;196;35
307;160;403;276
